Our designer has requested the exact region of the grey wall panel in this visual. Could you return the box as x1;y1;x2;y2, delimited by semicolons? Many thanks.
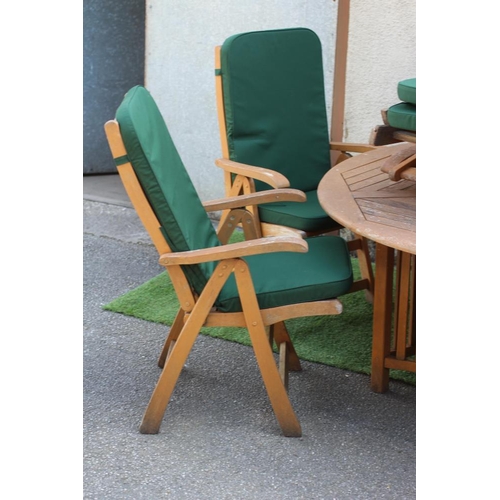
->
83;0;145;174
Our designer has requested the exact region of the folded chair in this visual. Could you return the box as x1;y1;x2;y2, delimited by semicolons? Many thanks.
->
214;28;375;297
104;85;355;437
370;78;416;146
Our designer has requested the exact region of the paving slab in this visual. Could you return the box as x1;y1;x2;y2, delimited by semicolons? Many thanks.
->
83;178;416;499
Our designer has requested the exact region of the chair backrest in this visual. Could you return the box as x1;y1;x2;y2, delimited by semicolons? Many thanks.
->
115;85;221;294
219;28;331;193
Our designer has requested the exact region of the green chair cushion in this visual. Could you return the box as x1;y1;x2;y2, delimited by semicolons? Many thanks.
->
397;78;416;105
218;235;353;312
115;86;221;295
259;190;340;233
220;28;332;195
386;102;416;132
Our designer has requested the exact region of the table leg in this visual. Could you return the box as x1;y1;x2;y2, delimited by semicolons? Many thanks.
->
408;258;416;353
371;246;416;392
395;251;412;360
371;243;394;392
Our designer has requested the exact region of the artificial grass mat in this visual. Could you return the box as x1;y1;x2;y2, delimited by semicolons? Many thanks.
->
103;233;415;386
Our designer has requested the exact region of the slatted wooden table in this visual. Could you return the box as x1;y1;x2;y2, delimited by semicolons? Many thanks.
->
318;142;416;392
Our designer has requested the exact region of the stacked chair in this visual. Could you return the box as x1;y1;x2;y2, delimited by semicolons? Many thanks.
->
370;77;416;145
105;85;358;437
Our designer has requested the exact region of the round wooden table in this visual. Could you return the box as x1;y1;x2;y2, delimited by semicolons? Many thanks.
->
318;142;416;392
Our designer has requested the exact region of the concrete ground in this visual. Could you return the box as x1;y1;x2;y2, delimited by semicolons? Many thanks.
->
83;173;416;499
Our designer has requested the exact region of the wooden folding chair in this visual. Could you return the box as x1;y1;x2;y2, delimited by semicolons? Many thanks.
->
104;85;356;437
214;28;376;300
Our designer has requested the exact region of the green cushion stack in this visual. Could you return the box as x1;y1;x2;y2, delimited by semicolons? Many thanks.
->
386;78;416;132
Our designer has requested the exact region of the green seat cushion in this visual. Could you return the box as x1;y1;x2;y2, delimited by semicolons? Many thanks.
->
220;28;332;195
386;102;416;132
259;190;340;233
397;78;416;105
217;235;353;312
115;86;221;295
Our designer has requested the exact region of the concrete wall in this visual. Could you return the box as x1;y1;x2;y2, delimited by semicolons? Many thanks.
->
145;0;415;201
83;0;145;174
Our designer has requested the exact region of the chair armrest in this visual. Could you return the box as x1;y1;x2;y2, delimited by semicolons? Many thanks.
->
329;142;378;153
202;189;306;212
158;236;308;266
215;158;290;188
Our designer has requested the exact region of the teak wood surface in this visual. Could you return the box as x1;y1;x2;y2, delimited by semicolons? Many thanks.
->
318;143;416;392
318;142;416;255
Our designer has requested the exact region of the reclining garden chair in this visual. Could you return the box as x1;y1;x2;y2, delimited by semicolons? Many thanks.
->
104;85;356;437
214;27;375;297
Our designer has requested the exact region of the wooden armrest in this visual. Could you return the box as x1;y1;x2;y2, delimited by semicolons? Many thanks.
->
329;142;378;153
202;189;306;212
380;144;416;181
159;236;308;266
215;158;290;189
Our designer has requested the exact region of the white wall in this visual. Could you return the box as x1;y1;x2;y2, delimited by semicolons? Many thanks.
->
345;2;416;142
145;0;416;201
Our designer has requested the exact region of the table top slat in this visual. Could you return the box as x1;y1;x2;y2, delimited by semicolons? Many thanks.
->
318;143;416;254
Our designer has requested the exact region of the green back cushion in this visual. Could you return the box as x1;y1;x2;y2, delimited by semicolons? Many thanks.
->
220;28;331;193
398;78;416;105
115;86;221;294
386;102;416;132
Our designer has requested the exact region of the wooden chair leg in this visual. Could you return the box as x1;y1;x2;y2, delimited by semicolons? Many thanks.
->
278;341;289;390
217;210;240;244
265;326;274;348
217;208;259;244
234;260;302;437
347;234;374;302
240;211;259;241
157;307;185;368
271;322;302;372
269;322;302;391
140;261;234;434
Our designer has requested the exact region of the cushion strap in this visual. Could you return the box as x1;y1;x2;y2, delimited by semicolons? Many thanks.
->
114;154;130;167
